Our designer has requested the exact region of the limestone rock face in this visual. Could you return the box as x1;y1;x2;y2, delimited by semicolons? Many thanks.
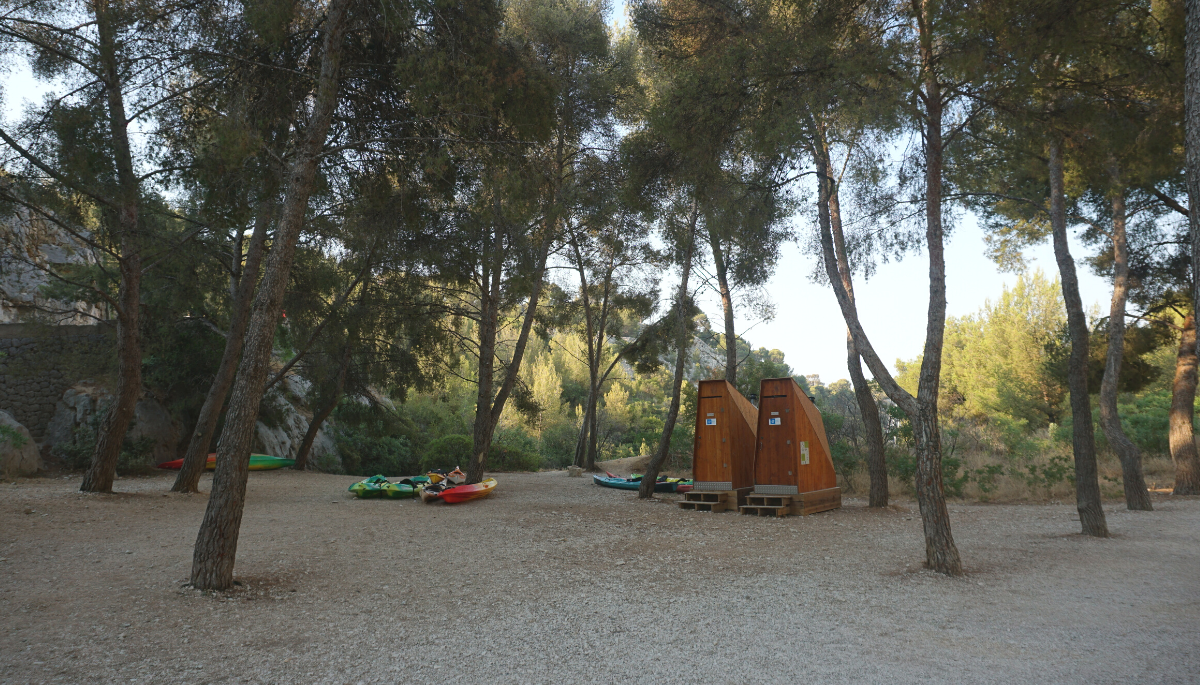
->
252;375;338;469
0;410;40;476
43;383;112;450
127;397;181;465
44;383;181;468
0;211;103;324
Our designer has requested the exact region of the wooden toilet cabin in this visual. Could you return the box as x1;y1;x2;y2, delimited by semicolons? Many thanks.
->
692;380;757;492
748;377;840;514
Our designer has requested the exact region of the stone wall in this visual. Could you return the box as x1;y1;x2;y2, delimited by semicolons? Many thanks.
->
0;323;115;439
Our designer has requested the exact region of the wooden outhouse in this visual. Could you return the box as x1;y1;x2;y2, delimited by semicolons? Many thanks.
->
752;377;839;506
691;380;757;492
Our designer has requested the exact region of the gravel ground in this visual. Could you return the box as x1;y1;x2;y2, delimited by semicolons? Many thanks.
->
1;470;1197;684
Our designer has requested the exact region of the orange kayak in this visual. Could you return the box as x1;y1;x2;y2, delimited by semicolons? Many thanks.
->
439;478;497;504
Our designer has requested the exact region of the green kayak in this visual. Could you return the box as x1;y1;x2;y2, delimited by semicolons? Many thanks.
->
348;475;420;499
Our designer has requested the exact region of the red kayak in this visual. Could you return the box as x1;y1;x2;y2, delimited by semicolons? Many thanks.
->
439;478;497;504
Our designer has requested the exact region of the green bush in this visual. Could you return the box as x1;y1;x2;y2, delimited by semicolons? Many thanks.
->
487;443;540;471
422;434;473;472
884;447;973;498
1010;454;1074;492
1118;390;1170;454
830;439;859;478
539;421;577;469
336;424;417;476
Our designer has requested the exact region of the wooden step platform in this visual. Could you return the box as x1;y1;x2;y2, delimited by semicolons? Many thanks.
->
675;487;751;514
676;499;730;513
740;502;791;517
739;487;842;517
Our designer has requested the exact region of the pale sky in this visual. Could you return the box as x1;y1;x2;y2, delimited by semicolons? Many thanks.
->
704;213;1111;385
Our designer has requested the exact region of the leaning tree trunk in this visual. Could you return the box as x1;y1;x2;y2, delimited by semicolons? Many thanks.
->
1098;181;1152;510
639;210;697;499
708;225;738;386
1170;314;1200;494
80;3;143;494
173;208;270;492
1048;139;1109;537
818;132;887;508
1188;0;1200;443
190;0;351;591
293;343;352;470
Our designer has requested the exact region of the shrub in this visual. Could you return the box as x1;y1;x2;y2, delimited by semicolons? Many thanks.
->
422;434;473;472
539;421;577;469
336;425;417;476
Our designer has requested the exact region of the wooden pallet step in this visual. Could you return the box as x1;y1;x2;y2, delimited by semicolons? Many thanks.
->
683;491;729;504
676;500;730;513
739;504;791;517
746;495;793;508
791;487;842;515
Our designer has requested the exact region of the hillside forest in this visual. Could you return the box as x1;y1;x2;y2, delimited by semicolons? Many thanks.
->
2;0;1199;586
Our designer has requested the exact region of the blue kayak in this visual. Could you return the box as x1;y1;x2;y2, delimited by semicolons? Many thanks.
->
592;474;681;492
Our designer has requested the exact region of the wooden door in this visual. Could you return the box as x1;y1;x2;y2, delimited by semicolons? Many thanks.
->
695;392;732;483
755;390;796;486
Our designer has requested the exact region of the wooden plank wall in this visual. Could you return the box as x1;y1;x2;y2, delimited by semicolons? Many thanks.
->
693;380;757;490
754;377;837;493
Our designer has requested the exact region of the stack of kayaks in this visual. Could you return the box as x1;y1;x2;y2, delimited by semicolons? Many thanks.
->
156;453;295;471
592;473;693;493
348;475;430;499
347;469;497;504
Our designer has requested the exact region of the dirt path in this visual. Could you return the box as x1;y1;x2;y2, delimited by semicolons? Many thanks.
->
1;471;1196;684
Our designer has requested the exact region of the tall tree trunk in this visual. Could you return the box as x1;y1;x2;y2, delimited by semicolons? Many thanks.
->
172;208;270;493
572;244;600;470
190;0;351;591
1186;0;1200;493
586;395;600;470
909;52;960;574
813;5;961;572
1170;314;1200;494
81;1;143;493
1048;139;1110;537
1098;180;1152;510
816;126;887;507
466;246;549;484
639;208;697;499
573;393;593;468
471;229;503;479
708;225;737;385
293;344;352;471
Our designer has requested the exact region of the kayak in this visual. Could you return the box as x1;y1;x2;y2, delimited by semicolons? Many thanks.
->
156;454;295;471
592;475;682;492
426;467;466;485
348;475;419;499
420;483;445;503
440;478;497;504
